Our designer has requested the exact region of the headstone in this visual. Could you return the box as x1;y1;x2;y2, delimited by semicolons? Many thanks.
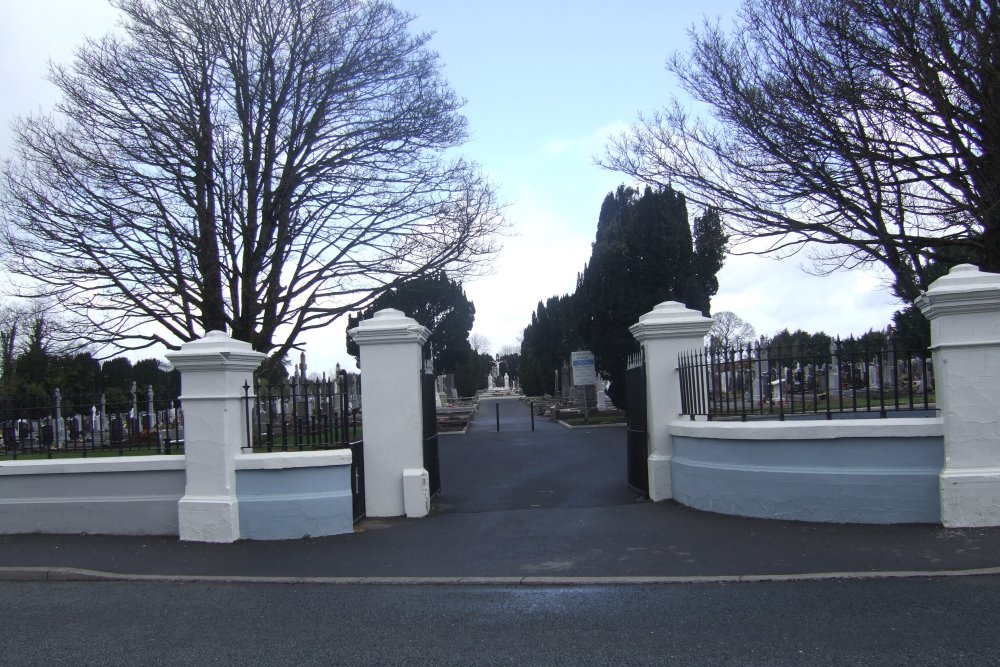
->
829;340;840;391
3;423;17;449
596;379;609;410
868;363;881;390
910;356;924;390
40;421;54;447
110;416;125;445
756;345;769;401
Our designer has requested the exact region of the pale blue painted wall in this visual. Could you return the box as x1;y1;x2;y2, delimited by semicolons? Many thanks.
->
671;435;944;524
236;466;353;539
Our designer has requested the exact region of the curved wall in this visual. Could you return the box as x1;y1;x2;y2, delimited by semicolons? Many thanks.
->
668;418;944;524
235;450;354;540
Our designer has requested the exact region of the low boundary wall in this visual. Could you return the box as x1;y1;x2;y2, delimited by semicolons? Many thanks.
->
0;456;186;536
668;418;945;524
0;451;355;539
235;450;354;540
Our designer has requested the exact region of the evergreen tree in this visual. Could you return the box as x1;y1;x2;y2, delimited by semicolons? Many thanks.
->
345;272;475;374
519;295;583;395
577;186;727;408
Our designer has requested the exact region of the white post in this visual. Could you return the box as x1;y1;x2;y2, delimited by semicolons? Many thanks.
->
166;331;265;542
916;264;1000;527
629;301;713;501
348;308;431;518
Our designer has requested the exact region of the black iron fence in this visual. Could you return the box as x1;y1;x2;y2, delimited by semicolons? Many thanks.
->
245;375;361;452
1;386;184;459
678;341;936;420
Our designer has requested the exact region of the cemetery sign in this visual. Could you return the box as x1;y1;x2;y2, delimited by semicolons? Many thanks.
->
571;350;597;386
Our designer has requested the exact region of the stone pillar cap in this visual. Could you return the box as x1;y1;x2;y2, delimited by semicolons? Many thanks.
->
629;301;713;342
349;308;430;346
916;264;1000;319
166;330;266;370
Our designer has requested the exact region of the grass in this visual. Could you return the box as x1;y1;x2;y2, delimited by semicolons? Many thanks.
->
2;447;182;461
709;392;937;416
562;412;626;426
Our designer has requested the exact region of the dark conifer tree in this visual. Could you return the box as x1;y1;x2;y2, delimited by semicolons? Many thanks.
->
345;272;475;375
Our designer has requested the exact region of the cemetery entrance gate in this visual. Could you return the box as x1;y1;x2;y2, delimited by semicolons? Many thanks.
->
626;354;649;496
421;369;441;497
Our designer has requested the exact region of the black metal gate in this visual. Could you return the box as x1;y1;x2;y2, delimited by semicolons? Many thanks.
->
347;439;366;523
421;370;441;497
626;353;649;496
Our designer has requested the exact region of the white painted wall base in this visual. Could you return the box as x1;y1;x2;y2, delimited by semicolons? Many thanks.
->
177;496;240;543
647;455;673;502
940;468;1000;527
403;468;430;518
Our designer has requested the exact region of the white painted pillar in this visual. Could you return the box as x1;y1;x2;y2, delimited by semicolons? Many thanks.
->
348;308;430;518
916;264;1000;527
629;301;713;501
166;331;265;542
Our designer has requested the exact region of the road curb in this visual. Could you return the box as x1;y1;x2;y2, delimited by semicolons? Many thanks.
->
4;566;1000;585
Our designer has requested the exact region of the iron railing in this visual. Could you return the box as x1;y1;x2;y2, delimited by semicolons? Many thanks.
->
245;374;361;452
678;340;936;420
1;385;184;459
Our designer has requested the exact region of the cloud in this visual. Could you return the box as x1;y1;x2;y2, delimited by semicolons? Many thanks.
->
712;254;900;341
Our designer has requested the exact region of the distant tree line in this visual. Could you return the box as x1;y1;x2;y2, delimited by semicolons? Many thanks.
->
712;313;931;359
519;185;727;408
0;305;178;412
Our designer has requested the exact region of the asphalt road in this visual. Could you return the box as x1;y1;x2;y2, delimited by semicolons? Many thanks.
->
3;577;1000;666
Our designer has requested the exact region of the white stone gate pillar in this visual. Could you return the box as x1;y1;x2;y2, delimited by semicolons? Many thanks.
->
917;264;1000;527
629;302;713;502
166;331;265;542
348;308;431;518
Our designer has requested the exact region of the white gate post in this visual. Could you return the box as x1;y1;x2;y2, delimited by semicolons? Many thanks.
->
348;308;431;518
917;264;1000;527
629;301;713;501
166;331;265;542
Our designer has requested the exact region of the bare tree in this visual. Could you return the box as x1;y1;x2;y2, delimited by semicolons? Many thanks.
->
708;311;756;349
498;344;520;357
1;0;503;361
602;0;999;302
468;333;490;356
0;301;77;380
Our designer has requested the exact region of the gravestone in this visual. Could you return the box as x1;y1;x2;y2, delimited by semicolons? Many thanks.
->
110;416;125;445
868;363;881;390
3;423;17;449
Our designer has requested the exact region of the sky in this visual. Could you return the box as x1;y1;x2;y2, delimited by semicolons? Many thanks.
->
0;0;903;375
